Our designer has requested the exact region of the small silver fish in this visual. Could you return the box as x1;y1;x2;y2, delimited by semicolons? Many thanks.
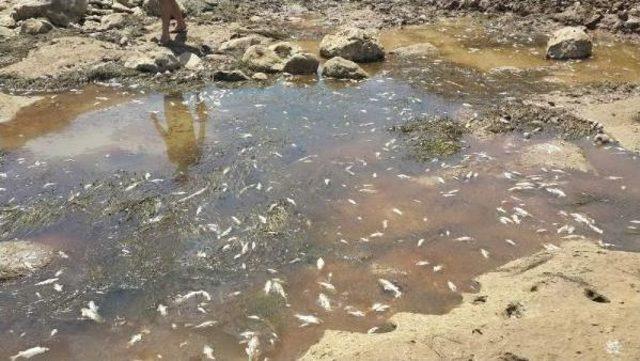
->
10;346;49;361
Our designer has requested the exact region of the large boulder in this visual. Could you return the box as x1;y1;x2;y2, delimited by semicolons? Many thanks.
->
321;56;368;80
12;0;88;27
242;45;283;73
101;13;127;30
546;27;593;60
0;241;55;280
319;28;385;63
282;52;320;75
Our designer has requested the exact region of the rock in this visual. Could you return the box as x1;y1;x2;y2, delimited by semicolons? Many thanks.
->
213;69;250;82
178;51;202;70
217;34;270;55
0;26;16;38
101;13;127;30
321;56;368;80
624;17;640;31
390;42;439;58
319;28;385;63
111;2;134;13
268;41;301;59
252;72;268;80
546;27;593;60
125;49;179;73
241;45;283;73
282;52;320;75
0;241;54;280
124;56;158;73
0;14;17;28
20;18;53;34
11;0;88;27
593;133;611;145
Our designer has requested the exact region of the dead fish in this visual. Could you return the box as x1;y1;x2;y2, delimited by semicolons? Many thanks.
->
371;303;390;312
81;301;104;323
546;188;566;197
392;208;403;216
317;293;332;311
505;239;517;246
175;290;211;304
264;279;287;299
317;281;336;292
245;335;260;359
295;314;322;327
447;281;457;293
203;345;216;360
317;258;325;271
480;249;490;259
10;346;49;361
378;279;402;298
128;333;143;347
157;304;168;316
194;320;218;329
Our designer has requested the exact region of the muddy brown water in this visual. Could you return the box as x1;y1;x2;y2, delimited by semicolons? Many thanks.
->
1;21;640;361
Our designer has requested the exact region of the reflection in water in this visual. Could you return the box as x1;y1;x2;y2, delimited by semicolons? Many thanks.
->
151;94;207;174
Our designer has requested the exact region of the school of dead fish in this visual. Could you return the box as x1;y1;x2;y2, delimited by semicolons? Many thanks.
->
2;78;639;361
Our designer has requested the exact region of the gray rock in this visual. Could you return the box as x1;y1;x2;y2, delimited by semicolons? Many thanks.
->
252;72;268;80
11;0;88;27
0;241;55;280
546;27;593;60
20;18;53;34
282;52;319;75
217;35;270;55
624;17;640;31
269;41;301;59
101;13;127;30
0;14;17;28
124;49;180;73
319;28;385;63
390;42;439;58
321;56;368;80
242;45;283;73
213;69;250;82
178;51;203;70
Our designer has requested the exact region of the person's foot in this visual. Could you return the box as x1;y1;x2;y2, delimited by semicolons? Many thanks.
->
159;33;171;45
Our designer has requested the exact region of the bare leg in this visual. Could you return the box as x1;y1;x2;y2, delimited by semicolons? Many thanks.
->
159;0;172;44
168;0;186;33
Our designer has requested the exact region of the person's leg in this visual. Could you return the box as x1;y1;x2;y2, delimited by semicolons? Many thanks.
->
159;0;172;44
168;0;186;33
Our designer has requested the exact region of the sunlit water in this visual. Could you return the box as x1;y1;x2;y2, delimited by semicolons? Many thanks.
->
1;21;640;361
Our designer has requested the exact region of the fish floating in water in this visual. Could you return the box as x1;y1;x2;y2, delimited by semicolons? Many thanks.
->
295;314;322;327
81;301;104;323
378;279;402;298
10;346;49;361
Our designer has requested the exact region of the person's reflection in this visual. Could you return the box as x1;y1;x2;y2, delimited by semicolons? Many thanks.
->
151;93;206;176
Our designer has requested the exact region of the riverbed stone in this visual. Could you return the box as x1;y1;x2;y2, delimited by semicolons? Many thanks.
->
319;27;385;63
217;34;270;55
242;45;283;73
282;52;320;75
11;0;88;27
20;18;53;34
178;51;203;70
269;41;301;59
546;27;593;60
390;42;439;58
0;241;55;280
101;13;127;30
213;69;250;81
321;56;368;79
